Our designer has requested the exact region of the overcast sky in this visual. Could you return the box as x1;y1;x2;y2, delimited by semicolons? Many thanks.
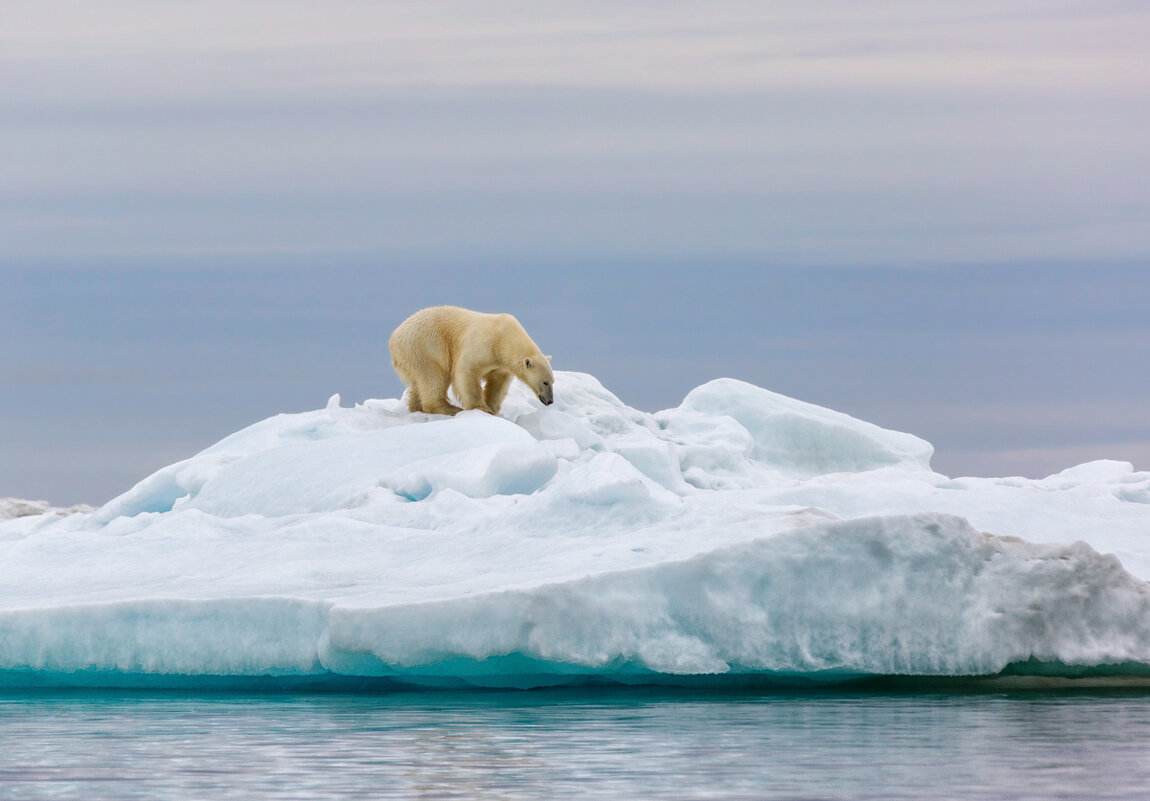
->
3;2;1149;504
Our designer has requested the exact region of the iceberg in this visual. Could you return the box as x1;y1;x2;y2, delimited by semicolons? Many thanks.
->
3;372;1150;690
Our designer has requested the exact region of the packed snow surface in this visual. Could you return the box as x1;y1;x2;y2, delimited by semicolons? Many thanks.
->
3;373;1150;689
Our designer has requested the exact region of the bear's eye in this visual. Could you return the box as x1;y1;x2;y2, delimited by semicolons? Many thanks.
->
543;380;550;387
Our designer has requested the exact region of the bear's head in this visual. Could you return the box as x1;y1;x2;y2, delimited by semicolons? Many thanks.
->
519;354;554;406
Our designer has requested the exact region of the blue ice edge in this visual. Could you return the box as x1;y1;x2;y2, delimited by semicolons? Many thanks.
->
8;509;1150;693
4;656;1150;693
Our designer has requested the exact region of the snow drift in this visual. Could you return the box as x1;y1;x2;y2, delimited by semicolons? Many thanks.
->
3;373;1150;689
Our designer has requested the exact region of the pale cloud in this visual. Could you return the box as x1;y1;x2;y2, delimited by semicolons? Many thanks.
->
2;1;1148;266
5;1;1148;97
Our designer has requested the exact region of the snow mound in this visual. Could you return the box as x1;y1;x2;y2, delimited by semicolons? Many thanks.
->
0;498;94;521
673;378;933;481
3;372;1150;690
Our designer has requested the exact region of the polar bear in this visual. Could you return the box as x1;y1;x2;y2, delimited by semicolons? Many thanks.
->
389;305;554;416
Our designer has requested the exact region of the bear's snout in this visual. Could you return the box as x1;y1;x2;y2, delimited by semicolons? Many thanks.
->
539;387;554;406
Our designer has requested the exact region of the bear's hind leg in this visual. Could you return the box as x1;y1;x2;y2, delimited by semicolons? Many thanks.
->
453;365;492;413
405;385;423;413
392;363;426;413
419;374;462;416
425;398;463;416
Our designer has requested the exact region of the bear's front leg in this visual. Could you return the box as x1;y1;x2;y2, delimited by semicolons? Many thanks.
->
482;370;513;416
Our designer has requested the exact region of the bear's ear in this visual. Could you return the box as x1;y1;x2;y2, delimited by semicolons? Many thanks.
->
545;354;552;363
524;357;533;369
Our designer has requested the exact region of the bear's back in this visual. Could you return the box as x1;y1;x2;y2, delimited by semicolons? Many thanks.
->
392;305;525;352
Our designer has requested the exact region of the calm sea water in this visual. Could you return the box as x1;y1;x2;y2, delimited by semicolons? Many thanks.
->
2;688;1149;800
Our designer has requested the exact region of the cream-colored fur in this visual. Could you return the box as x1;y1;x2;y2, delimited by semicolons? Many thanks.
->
389;305;554;416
